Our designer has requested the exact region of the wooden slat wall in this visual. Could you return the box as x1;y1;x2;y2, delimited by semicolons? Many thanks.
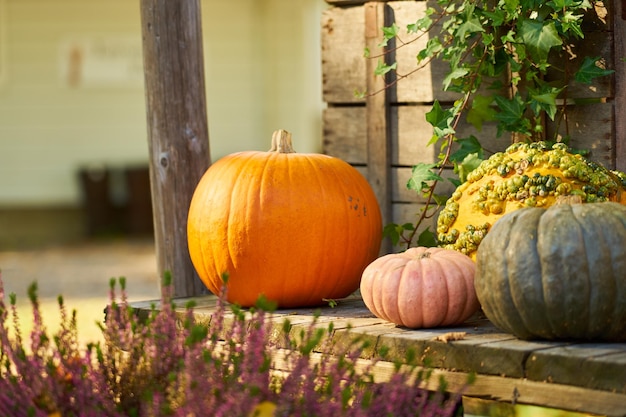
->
321;0;618;250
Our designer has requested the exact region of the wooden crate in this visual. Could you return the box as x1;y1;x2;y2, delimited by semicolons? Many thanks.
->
321;0;623;250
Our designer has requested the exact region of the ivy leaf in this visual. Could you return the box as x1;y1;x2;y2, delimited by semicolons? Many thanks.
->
575;56;614;84
520;19;562;62
466;94;496;130
559;10;585;39
432;193;450;206
549;0;581;8
494;93;525;121
425;101;455;138
407;163;443;194
454;152;483;183
442;67;470;91
417;37;443;62
449;136;484;163
456;15;484;40
383;223;401;246
354;89;366;99
501;28;517;44
374;60;397;76
408;10;435;33
448;177;462;188
416;227;437;247
482;9;506;26
528;85;562;120
378;24;399;47
503;0;520;16
383;222;414;246
494;92;528;133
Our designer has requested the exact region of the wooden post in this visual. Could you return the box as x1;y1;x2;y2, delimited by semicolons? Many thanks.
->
140;0;210;297
365;2;392;253
615;0;626;172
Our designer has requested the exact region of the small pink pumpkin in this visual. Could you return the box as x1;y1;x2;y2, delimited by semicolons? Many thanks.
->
360;247;479;329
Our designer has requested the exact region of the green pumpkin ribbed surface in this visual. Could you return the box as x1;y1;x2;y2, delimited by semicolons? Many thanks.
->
475;202;626;341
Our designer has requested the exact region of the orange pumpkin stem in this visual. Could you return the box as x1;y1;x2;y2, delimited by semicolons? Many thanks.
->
269;129;296;154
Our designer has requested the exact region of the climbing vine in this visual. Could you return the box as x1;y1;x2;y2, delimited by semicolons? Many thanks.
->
369;0;614;248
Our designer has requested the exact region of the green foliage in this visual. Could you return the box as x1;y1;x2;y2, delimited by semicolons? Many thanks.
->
416;227;438;247
383;222;415;246
408;163;443;194
374;0;613;249
322;298;339;308
576;56;615;83
454;152;483;184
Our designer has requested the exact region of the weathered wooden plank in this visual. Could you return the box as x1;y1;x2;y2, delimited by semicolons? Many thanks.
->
367;317;543;378
365;2;393;246
391;105;435;165
392;202;438;232
381;331;522;375
270;346;626;415
545;102;615;168
169;294;220;311
462;397;591;417
460;374;626;416
526;344;626;393
456;338;566;378
322;106;367;164
333;321;433;358
321;6;366;104
140;0;211;297
324;311;574;381
393;105;512;166
389;1;459;104
392;167;419;202
421;335;551;378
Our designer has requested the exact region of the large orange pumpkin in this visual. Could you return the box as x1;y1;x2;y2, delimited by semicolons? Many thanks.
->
187;130;383;308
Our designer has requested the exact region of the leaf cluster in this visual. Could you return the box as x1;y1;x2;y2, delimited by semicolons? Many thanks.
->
376;0;613;248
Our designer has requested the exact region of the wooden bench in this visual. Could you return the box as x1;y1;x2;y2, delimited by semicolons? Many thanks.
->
131;294;626;417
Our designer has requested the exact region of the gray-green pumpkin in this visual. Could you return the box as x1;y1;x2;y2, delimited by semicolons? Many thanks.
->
474;201;626;341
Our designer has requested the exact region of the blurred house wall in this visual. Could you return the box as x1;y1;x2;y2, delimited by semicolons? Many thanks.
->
0;0;327;247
